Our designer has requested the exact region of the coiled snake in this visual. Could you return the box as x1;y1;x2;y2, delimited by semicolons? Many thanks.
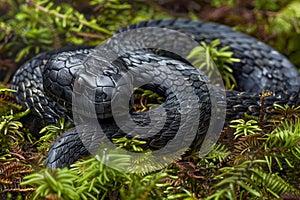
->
10;19;300;170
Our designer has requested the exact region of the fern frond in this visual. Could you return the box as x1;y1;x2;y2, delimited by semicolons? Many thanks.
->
230;119;262;139
205;143;231;163
207;159;297;199
0;88;22;114
186;39;239;89
0;161;35;199
37;117;72;152
250;168;296;198
22;167;80;200
270;104;300;126
263;119;300;171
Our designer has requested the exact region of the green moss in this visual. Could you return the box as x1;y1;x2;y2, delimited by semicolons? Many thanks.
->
1;1;300;199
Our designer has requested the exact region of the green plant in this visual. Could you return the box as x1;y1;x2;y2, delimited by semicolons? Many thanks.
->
120;171;180;200
0;0;169;64
20;115;300;199
0;88;22;114
71;154;131;200
37;117;72;152
205;143;231;163
263;119;300;172
187;39;240;89
270;104;300;123
268;1;300;55
230;119;262;139
113;136;147;152
22;149;132;199
254;0;291;11
0;109;30;152
2;1;300;199
206;160;295;199
0;161;35;200
21;167;80;200
210;0;234;8
132;88;165;112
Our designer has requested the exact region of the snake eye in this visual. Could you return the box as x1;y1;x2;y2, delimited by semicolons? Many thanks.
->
74;76;84;92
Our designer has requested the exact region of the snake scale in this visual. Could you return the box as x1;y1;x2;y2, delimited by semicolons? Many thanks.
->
10;19;300;169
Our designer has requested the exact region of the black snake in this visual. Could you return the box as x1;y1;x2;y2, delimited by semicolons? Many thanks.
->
10;19;300;170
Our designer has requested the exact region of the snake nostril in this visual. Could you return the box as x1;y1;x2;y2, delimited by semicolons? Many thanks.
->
95;88;108;102
74;76;84;92
100;92;107;100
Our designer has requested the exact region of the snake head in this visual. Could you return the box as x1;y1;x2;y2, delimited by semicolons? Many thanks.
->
73;72;118;119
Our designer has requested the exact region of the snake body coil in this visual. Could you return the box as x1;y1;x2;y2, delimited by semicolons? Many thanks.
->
11;19;300;169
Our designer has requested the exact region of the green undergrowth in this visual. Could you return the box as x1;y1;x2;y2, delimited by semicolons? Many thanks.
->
187;39;240;90
0;0;170;66
4;102;300;199
207;0;300;68
239;0;300;68
2;78;300;199
1;0;300;199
